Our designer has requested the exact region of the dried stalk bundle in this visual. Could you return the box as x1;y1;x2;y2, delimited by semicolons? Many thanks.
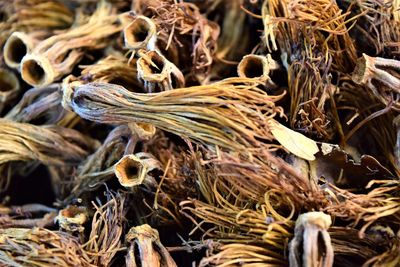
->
0;227;95;266
262;0;357;139
363;240;400;267
181;198;291;266
351;0;400;58
1;0;400;265
84;191;127;266
324;180;400;236
20;2;125;87
66;126;133;202
131;0;220;79
79;54;142;91
337;76;397;173
195;150;326;209
63;79;283;154
352;54;400;110
5;84;66;124
0;119;98;191
0;203;57;228
148;146;200;225
0;68;20;115
0;0;73;48
125;224;177;267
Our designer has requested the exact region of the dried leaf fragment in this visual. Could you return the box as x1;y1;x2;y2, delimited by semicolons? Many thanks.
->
269;119;319;160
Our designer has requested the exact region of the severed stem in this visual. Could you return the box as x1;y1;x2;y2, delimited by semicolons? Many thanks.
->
289;212;333;267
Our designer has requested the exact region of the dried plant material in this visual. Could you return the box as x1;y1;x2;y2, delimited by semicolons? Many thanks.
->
325;180;400;236
79;54;142;90
337;76;398;174
20;2;125;87
352;0;400;58
63;79;283;153
137;50;185;92
129;122;157;141
5;84;66;124
262;0;357;139
289;212;333;267
310;144;394;188
181;197;292;266
132;0;220;77
4;31;43;69
237;54;279;87
56;205;88;233
0;203;57;228
0;69;20;114
363;240;400;267
124;15;157;51
199;242;286;267
84;191;127;266
125;224;177;267
0;227;94;266
0;0;73;47
0;119;98;190
66;126;132;202
395;115;400;169
213;0;249;71
269;119;319;160
0;119;98;166
352;54;400;109
2;0;400;265
115;153;162;188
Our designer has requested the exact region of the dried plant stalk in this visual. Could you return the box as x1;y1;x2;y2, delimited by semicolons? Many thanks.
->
20;2;125;87
132;0;220;79
0;203;57;228
84;191;127;266
63;79;283;153
79;54;142;90
352;54;400;110
324;181;400;236
136;50;185;92
124;15;157;52
125;224;177;267
0;119;98;166
4;31;46;69
352;0;400;58
0;0;73;47
56;205;88;233
0;68;20;115
0;227;95;266
5;84;66;124
65;126;132;202
181;197;291;266
115;152;162;188
237;54;279;87
262;0;357;139
289;212;333;267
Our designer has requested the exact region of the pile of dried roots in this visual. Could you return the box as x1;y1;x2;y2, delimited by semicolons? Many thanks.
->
0;0;400;266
